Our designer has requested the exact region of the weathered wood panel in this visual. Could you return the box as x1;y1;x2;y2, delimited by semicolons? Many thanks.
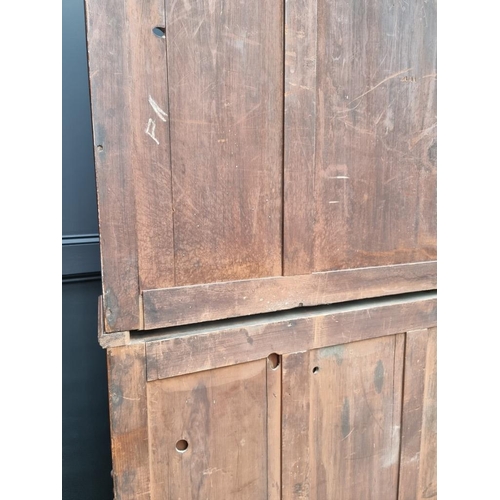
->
267;354;282;500
282;334;405;500
165;0;284;286
284;0;437;275
145;293;436;381
85;0;175;331
144;261;436;329
107;344;150;499
399;328;437;500
147;360;268;500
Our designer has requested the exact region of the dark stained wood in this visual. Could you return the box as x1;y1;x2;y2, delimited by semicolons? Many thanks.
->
267;354;282;500
107;344;150;499
147;360;268;499
85;0;175;332
87;0;437;333
97;296;131;348
284;0;437;275
165;0;284;286
399;328;437;500
283;0;318;274
145;293;436;381
281;334;405;499
143;261;436;329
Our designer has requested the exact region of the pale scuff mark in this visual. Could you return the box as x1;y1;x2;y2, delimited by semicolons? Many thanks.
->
122;396;140;401
333;176;349;179
148;95;168;122
350;68;413;103
145;118;159;145
329;201;340;204
382;425;401;468
202;467;224;476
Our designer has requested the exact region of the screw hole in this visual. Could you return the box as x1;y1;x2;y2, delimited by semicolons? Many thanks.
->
96;145;103;152
153;26;166;38
268;353;280;369
312;366;319;374
175;439;188;453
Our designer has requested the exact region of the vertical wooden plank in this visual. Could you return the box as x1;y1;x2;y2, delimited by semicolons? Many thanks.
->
148;361;267;500
107;344;150;499
129;0;175;294
165;0;284;286
399;328;437;500
85;0;175;331
284;0;437;274
282;335;405;499
267;354;282;500
283;0;318;274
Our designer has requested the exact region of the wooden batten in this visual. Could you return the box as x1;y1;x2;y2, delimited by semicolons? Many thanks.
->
143;261;436;330
144;292;437;381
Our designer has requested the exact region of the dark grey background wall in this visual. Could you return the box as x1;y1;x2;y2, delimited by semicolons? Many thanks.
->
62;0;113;498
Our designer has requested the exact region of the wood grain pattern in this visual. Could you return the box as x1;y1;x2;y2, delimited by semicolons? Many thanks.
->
145;293;436;381
143;261;436;329
284;0;437;275
283;0;318;274
399;327;437;500
107;344;150;499
165;0;284;286
281;334;405;499
85;0;175;332
147;360;268;500
267;354;282;500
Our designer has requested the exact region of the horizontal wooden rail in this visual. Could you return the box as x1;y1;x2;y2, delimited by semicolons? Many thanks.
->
144;291;437;381
142;261;436;330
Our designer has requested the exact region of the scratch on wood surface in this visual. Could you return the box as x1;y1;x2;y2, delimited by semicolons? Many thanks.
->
145;118;159;145
409;122;437;149
341;427;355;441
202;467;224;475
350;68;412;103
233;102;262;126
148;95;168;122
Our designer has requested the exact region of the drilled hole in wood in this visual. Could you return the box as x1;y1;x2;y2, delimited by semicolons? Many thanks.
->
153;27;166;38
268;353;280;369
96;145;103;152
175;439;188;453
298;302;304;307
312;366;319;374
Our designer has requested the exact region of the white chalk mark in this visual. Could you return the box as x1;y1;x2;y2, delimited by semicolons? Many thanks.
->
148;95;168;122
145;118;159;145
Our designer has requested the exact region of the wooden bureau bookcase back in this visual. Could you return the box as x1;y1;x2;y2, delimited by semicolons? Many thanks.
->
85;0;437;498
85;0;437;334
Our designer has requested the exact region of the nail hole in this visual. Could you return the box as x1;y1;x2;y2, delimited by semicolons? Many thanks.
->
175;439;188;453
96;145;103;152
298;302;304;307
153;27;166;38
268;353;280;369
312;366;319;374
